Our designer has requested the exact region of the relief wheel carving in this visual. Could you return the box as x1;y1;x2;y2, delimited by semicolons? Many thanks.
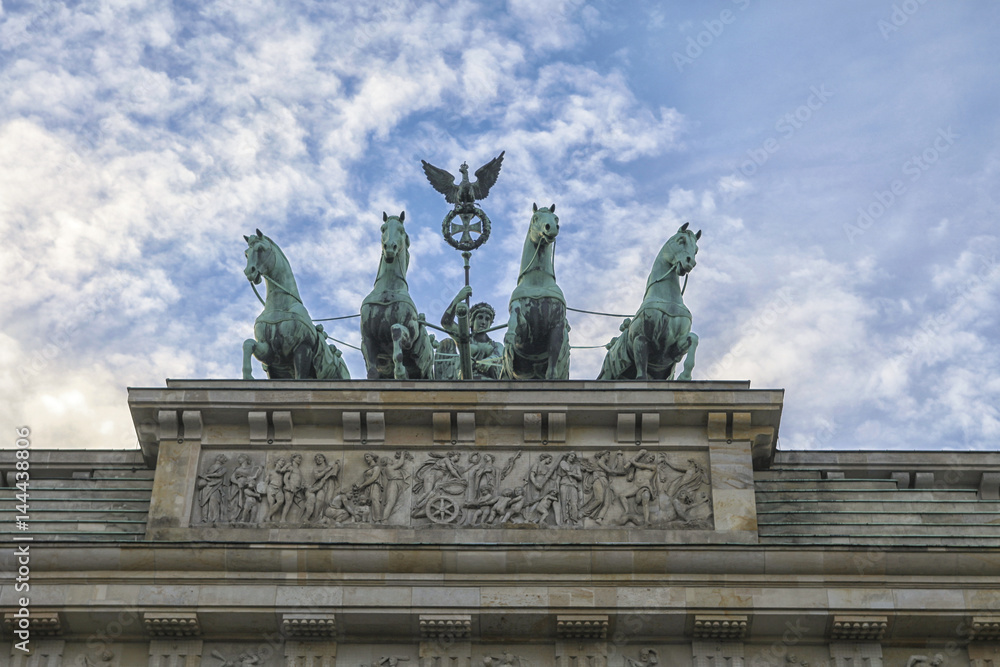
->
426;495;460;524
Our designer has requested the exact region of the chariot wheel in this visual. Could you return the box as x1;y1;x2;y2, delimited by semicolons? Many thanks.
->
426;495;460;524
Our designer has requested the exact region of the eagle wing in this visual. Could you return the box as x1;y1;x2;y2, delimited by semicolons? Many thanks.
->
472;150;505;200
421;160;459;204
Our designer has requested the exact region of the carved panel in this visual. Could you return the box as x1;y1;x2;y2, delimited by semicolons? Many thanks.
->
191;448;713;530
148;639;202;667
693;641;744;667
829;643;883;667
969;644;1000;667
9;639;64;667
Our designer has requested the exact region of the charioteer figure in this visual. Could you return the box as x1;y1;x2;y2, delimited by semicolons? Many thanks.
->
440;286;504;379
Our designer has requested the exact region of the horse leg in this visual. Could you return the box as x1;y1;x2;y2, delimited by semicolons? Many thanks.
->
546;319;570;380
677;332;699;381
391;323;412;380
361;328;380;379
292;341;313;380
632;334;650;380
242;339;257;379
244;339;271;379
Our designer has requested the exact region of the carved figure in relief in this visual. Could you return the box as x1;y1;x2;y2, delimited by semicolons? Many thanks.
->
211;649;261;666
580;450;624;523
466;452;499;503
229;454;262;523
321;490;361;524
367;657;410;666
487;488;526;524
663;457;709;499
264;457;289;521
626;649;659;666
280;454;306;522
305;454;340;522
483;652;522;667
621;450;660;526
672;489;712;523
558;452;584;525
524;453;561;522
196;454;229;523
412;451;466;516
906;655;944;667
354;452;387;522
380;451;413;522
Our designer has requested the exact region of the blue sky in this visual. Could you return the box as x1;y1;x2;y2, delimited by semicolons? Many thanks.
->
3;0;999;452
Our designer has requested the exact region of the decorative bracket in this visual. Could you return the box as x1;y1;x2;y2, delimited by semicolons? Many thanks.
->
143;612;202;637
556;614;608;640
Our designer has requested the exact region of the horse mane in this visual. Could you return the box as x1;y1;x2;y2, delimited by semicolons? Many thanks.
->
259;234;301;300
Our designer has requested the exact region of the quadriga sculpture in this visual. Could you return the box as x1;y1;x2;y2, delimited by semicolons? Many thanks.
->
241;230;349;379
360;211;434;379
501;203;570;380
598;222;701;381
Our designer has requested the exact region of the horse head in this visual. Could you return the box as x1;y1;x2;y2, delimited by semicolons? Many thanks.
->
380;211;409;266
243;228;272;285
666;222;701;276
529;202;559;246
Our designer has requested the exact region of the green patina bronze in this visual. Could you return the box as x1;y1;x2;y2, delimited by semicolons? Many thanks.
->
438;286;504;380
501;203;570;380
598;223;701;381
241;229;350;380
360;212;434;380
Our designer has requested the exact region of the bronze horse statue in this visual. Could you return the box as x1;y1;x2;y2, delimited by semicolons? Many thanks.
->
242;230;349;380
598;223;701;381
501;203;570;380
360;212;434;379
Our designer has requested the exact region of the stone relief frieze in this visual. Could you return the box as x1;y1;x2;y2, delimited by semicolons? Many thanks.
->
192;448;713;530
627;649;660;666
363;658;411;667
482;651;526;666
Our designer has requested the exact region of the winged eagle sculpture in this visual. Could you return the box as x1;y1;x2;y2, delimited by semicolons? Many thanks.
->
421;151;505;215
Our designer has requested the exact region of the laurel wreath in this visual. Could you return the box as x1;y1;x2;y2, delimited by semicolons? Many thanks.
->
441;207;491;251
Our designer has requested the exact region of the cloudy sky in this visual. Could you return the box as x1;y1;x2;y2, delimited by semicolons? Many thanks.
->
3;0;999;453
